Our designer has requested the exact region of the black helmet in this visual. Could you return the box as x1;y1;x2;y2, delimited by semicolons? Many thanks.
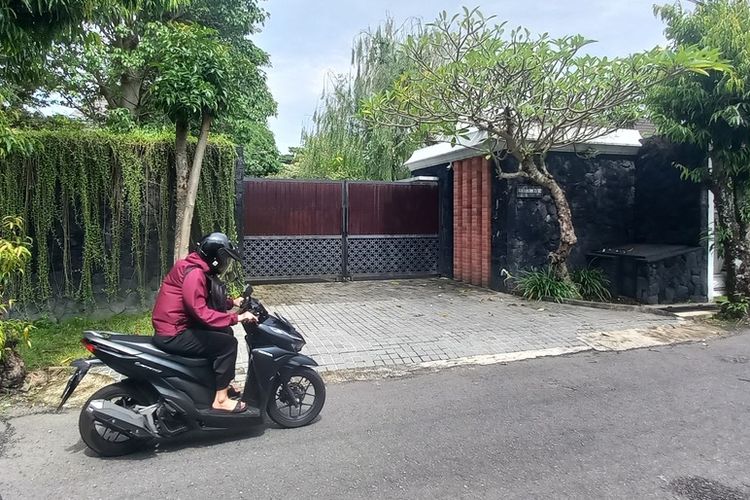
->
196;232;241;274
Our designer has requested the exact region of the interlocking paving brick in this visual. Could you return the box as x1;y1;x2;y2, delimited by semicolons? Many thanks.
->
233;279;679;374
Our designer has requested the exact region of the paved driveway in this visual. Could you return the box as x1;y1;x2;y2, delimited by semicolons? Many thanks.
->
234;279;680;373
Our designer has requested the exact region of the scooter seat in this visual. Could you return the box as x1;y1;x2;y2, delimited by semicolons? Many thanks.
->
109;334;211;367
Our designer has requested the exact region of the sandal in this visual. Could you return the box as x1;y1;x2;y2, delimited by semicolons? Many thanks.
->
228;386;242;399
211;401;247;413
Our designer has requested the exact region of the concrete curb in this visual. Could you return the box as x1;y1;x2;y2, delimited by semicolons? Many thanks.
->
321;324;731;383
449;280;684;318
552;297;681;318
320;346;592;383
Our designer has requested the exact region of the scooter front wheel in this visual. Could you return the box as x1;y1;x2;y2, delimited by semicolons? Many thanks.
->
267;366;326;428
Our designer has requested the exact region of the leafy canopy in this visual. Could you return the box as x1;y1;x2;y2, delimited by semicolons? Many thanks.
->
147;22;233;121
35;0;279;175
365;8;727;163
649;0;750;176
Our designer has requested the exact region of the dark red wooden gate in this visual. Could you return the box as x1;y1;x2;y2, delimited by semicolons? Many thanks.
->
241;179;439;281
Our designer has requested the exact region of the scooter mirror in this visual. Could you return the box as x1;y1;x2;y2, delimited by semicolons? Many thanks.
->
244;285;254;297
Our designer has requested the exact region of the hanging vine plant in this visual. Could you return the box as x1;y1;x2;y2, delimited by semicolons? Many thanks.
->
0;129;238;306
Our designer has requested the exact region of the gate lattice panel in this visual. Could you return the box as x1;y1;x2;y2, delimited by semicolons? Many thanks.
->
347;236;439;276
242;237;342;279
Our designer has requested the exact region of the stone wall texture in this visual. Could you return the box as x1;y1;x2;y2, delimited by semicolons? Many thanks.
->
417;138;709;303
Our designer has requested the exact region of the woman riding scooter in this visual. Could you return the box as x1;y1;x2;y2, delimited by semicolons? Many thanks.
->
151;233;257;413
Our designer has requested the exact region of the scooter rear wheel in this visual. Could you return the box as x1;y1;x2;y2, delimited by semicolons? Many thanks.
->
78;381;156;457
267;366;326;428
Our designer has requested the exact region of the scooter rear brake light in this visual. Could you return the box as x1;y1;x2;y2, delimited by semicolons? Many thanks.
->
81;338;96;354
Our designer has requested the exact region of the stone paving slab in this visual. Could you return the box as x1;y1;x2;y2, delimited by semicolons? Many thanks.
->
233;278;681;374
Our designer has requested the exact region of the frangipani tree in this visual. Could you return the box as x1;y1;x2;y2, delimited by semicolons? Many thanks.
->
365;8;725;280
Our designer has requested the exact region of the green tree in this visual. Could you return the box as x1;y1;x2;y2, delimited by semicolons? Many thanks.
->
0;0;126;156
365;8;724;279
41;0;278;151
146;21;273;259
41;0;261;120
649;0;750;307
34;0;277;255
291;18;423;181
0;0;106;86
231;120;282;177
42;0;187;120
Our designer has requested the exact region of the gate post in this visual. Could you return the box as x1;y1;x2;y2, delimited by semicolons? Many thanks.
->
341;180;349;280
234;146;246;281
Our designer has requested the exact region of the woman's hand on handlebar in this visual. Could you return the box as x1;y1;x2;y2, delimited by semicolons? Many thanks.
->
237;311;258;324
232;297;243;308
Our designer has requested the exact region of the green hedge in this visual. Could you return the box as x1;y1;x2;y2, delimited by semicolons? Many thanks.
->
0;129;238;304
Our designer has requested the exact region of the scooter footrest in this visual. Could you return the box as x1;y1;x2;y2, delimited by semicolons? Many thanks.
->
198;406;261;418
243;406;261;418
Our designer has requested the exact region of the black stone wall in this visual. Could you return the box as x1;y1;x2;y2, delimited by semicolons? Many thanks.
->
23;182;171;320
491;152;637;291
636;250;706;304
634;138;705;245
404;139;710;303
632;138;708;302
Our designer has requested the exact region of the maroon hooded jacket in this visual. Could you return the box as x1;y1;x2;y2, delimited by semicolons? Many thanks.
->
152;252;238;336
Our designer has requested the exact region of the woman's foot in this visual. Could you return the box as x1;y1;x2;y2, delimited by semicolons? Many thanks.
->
213;387;244;411
212;399;247;412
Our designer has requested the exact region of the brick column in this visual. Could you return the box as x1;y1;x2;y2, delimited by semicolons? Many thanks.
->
470;157;480;285
481;158;491;287
453;161;463;281
454;156;494;287
462;160;471;281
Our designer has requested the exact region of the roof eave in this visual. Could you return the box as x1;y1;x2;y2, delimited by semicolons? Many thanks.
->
405;130;645;172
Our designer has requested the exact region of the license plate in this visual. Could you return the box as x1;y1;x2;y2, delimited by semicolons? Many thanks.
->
57;358;103;411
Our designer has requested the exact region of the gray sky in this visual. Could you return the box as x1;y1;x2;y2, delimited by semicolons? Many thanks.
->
255;0;671;154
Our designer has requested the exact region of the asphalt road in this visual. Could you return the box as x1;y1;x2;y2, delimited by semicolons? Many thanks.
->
2;333;750;499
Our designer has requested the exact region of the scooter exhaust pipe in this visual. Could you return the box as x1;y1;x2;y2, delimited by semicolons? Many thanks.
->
87;400;154;440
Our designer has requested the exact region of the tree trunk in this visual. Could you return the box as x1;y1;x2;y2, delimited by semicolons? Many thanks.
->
523;157;577;281
173;118;190;262
734;237;750;299
732;180;750;298
119;72;141;116
175;112;214;261
712;171;750;300
0;348;26;390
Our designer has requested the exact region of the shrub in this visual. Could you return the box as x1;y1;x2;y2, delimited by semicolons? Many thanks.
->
0;216;33;358
716;295;749;320
514;267;580;302
571;268;612;302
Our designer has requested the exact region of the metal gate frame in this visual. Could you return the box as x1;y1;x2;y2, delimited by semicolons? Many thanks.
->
241;178;440;283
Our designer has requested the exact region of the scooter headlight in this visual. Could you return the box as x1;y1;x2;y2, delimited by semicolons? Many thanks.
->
292;339;306;352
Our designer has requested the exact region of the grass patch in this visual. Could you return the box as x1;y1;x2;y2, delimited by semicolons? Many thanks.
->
571;268;612;302
18;311;152;370
514;267;581;302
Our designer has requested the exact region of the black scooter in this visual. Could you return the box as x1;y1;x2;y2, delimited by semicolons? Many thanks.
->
59;285;325;457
